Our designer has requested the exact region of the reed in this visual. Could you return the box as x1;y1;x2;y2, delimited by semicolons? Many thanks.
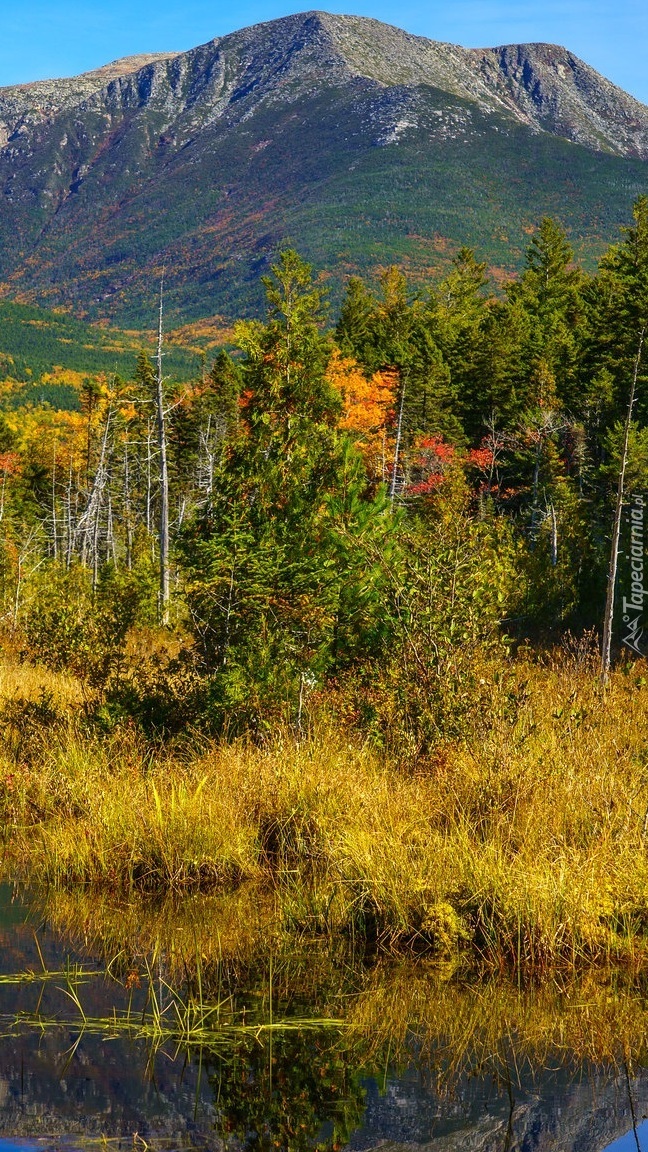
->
2;953;343;1050
3;649;648;972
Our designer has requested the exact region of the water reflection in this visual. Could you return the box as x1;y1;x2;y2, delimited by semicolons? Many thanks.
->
0;883;647;1150
607;1123;648;1151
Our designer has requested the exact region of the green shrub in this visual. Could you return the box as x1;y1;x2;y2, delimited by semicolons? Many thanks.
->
22;563;141;687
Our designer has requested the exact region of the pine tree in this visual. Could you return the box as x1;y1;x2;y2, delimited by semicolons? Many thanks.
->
507;217;584;414
594;197;648;675
336;277;376;367
182;251;389;726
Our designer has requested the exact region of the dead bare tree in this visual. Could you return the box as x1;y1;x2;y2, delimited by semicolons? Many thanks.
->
389;369;407;511
12;528;45;633
156;274;171;625
77;406;112;580
601;326;646;681
123;442;133;570
65;460;74;568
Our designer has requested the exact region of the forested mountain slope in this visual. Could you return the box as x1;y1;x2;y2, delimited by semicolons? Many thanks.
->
1;11;648;324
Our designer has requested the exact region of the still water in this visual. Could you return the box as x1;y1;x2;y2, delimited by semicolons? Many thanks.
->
0;882;647;1151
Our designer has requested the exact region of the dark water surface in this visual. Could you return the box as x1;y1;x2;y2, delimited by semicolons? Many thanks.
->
0;883;647;1152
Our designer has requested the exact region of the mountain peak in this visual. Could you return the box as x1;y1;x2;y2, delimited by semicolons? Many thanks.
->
3;14;647;157
472;40;648;154
1;11;648;325
200;12;648;157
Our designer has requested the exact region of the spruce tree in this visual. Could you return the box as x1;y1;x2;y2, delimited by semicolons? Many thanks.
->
182;251;389;726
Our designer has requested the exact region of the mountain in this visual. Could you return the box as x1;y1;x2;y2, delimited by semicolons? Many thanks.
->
0;11;647;326
359;1064;648;1151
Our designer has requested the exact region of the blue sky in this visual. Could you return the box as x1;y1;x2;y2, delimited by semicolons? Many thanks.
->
2;0;647;103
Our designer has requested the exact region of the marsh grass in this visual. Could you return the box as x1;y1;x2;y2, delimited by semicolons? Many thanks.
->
4;649;648;973
39;884;285;978
0;964;97;985
2;952;343;1053
40;884;648;1075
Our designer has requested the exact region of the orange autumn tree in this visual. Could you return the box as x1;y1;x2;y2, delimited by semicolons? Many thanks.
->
326;349;398;482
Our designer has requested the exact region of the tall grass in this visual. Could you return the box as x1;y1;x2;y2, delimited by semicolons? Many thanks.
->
3;649;648;972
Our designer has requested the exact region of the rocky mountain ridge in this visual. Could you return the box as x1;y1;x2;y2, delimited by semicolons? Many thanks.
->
0;53;178;147
304;14;648;156
0;11;647;324
3;14;647;158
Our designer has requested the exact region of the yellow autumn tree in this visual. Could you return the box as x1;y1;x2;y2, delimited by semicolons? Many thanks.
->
326;350;397;481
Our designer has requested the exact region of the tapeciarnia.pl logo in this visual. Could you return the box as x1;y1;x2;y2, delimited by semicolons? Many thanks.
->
622;493;647;656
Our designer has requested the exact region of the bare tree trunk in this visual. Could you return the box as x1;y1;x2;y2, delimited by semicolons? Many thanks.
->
73;477;81;562
156;275;171;626
107;488;117;567
145;420;153;537
389;370;407;511
12;532;44;633
529;442;542;550
198;415;214;497
549;500;558;567
92;504;100;591
12;554;21;634
124;443;133;571
601;327;646;681
51;445;58;561
79;408;111;572
65;461;73;568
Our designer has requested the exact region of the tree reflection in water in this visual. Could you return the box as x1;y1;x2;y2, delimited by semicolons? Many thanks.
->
209;1030;365;1152
1;883;648;1151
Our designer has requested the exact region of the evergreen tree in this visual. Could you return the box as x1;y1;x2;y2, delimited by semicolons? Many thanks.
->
336;277;376;367
182;251;390;727
506;217;584;415
588;195;648;424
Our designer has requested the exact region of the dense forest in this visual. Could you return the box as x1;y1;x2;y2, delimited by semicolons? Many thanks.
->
2;198;648;748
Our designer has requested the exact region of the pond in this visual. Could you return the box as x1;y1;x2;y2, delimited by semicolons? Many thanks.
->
0;882;647;1151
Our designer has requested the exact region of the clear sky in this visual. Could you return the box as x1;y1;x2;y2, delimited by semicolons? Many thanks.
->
2;0;647;103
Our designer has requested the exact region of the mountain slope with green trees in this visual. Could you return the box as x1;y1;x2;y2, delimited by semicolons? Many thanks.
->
1;12;648;324
0;301;202;412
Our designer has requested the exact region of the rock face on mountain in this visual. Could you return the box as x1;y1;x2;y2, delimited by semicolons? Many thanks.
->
296;15;648;157
0;53;177;147
356;1063;648;1151
0;11;647;324
473;41;648;156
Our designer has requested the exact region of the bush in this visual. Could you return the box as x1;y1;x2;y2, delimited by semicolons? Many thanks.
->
21;563;141;687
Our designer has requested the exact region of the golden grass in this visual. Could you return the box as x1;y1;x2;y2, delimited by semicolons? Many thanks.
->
0;651;83;707
345;963;648;1077
3;650;648;972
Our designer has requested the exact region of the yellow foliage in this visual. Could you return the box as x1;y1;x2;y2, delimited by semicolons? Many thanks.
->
40;367;87;387
327;350;395;435
326;350;398;480
6;407;86;466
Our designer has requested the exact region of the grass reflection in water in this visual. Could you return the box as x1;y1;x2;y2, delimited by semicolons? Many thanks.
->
0;882;647;1152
